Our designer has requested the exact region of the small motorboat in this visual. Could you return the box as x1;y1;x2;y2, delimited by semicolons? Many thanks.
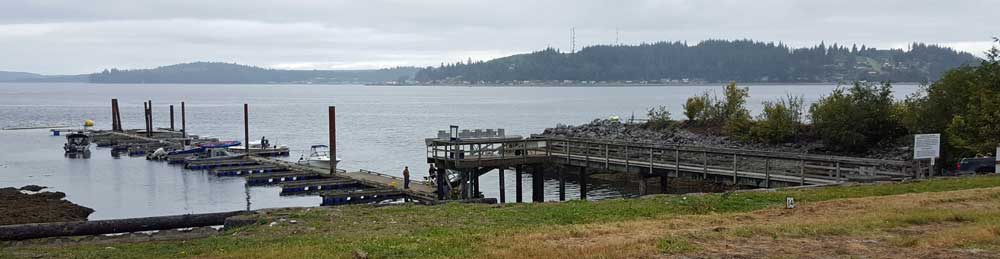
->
228;137;289;156
63;132;91;154
184;147;243;163
165;141;240;163
297;145;341;169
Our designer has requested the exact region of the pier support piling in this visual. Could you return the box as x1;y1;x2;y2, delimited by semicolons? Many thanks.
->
531;169;543;202
558;167;566;201
515;166;523;203
499;168;506;203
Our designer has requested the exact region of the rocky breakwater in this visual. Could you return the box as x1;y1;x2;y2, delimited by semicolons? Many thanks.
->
541;119;912;161
0;186;94;225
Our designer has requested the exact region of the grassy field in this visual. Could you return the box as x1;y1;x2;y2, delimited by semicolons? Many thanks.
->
5;176;1000;258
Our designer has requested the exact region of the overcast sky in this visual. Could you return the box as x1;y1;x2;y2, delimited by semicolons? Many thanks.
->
0;0;994;74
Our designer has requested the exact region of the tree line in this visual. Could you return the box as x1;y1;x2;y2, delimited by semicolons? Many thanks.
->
415;39;980;83
88;62;419;84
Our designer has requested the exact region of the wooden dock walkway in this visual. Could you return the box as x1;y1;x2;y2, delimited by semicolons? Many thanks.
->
427;135;916;202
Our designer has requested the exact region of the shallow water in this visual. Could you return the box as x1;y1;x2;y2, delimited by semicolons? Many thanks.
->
0;83;920;219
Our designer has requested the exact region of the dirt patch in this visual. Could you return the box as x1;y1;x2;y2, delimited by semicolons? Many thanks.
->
0;187;94;225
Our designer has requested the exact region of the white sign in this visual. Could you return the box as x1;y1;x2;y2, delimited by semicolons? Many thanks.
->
913;134;941;159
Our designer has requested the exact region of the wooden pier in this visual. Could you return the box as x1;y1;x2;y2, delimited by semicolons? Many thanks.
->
427;134;916;202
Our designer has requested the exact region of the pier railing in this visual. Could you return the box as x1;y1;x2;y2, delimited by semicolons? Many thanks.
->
427;136;916;186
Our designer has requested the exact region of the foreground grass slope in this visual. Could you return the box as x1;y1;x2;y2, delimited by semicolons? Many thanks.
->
5;176;1000;258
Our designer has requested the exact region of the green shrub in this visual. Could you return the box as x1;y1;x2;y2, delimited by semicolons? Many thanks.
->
751;95;804;143
696;82;750;126
724;109;754;141
809;82;902;152
899;38;1000;161
683;94;709;122
645;106;676;130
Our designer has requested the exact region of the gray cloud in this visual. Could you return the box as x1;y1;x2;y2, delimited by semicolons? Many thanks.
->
0;0;994;74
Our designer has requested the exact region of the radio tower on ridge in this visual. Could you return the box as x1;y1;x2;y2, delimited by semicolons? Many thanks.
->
570;27;576;54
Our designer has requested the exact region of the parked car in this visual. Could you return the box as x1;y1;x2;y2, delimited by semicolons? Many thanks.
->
956;157;997;174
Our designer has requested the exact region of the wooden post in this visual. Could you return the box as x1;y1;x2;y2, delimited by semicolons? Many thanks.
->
243;104;250;157
565;140;570;164
515;166;523;203
674;148;680;177
799;159;806;185
328;106;336;173
625;145;630;173
604;144;610;169
436;167;447;200
499;168;506;203
732;153;738;184
579;166;588;200
558;167;566;201
835;161;841;182
110;99;118;131
169;105;175;131
764;158;771;188
180;102;186;139
147;100;153;136
702;150;708;180
531;168;543;202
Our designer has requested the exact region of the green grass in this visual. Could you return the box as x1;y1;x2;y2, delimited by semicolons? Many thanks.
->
656;235;698;254
5;176;1000;258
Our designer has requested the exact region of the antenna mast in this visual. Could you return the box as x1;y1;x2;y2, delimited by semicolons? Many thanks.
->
615;27;620;45
570;27;576;54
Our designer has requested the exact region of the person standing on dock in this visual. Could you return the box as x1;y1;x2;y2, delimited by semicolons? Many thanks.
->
403;166;411;189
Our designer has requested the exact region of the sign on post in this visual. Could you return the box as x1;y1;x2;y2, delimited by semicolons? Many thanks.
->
914;134;941;177
913;134;941;160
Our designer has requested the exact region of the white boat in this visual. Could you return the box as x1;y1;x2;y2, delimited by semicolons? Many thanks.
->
298;145;341;169
227;137;289;156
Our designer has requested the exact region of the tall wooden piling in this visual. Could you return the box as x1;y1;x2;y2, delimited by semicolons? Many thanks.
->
147;100;153;136
328;106;336;173
181;102;186;138
110;99;121;132
243;104;250;156
169;105;175;131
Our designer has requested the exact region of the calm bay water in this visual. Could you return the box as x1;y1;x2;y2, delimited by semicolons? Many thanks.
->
0;83;919;219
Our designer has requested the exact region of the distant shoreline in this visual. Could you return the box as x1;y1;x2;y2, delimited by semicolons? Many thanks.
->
0;81;925;86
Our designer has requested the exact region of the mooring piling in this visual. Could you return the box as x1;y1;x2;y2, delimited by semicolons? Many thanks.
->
169;105;175;131
328;106;336;174
181;101;186;138
243;103;250;155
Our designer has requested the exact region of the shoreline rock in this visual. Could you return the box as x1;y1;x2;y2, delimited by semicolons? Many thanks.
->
0;186;94;226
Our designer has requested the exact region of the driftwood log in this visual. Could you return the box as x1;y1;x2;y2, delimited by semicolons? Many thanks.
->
0;211;251;241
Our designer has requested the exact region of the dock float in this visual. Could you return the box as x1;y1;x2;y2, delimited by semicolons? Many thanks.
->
185;159;258;170
317;188;407;206
245;171;322;186
211;164;289;177
279;178;364;195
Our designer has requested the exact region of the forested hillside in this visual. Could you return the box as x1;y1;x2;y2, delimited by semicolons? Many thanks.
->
415;40;980;84
88;62;420;84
